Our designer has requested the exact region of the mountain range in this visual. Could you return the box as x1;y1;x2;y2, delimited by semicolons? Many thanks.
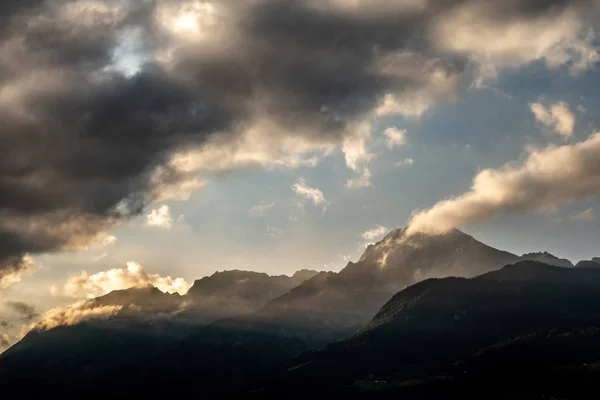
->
1;228;599;399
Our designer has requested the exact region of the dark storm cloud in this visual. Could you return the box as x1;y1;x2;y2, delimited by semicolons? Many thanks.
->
5;301;40;322
0;0;597;283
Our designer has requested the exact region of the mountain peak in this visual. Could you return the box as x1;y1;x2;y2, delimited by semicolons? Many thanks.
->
262;226;517;328
519;252;574;268
351;226;516;287
291;269;319;283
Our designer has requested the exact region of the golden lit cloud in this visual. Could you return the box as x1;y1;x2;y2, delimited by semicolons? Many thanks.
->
58;261;191;299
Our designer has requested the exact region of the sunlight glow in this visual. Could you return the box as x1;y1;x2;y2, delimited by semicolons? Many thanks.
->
159;2;218;40
174;11;200;33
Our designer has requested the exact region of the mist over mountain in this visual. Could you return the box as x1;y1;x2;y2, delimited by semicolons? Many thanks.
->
0;268;319;397
260;228;518;331
2;229;600;399
188;270;317;309
156;228;519;365
0;0;599;397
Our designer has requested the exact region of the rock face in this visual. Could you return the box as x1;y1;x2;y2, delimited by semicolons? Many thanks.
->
519;251;574;268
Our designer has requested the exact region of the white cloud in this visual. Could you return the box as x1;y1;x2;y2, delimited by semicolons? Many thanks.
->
361;225;389;242
31;301;123;332
571;207;596;221
374;52;462;118
407;132;600;235
342;121;374;188
146;205;174;229
248;202;275;218
383;127;407;149
346;169;373;189
568;29;600;76
101;235;117;247
58;261;191;298
396;158;414;167
292;178;328;209
530;101;575;138
149;170;207;204
168;118;334;174
93;252;108;262
0;255;37;291
432;3;600;83
266;226;284;238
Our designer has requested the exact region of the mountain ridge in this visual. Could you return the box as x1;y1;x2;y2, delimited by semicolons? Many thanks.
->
1;228;596;399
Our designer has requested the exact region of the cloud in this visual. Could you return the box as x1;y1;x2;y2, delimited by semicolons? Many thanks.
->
361;225;389;242
101;235;117;247
266;226;285;238
58;261;191;299
0;0;597;280
396;158;415;167
292;179;328;210
383;127;407;149
0;255;36;291
431;1;600;82
248;202;275;218
31;301;123;332
407;132;600;235
5;301;40;322
571;207;596;221
343;121;374;188
530;101;576;137
146;205;174;229
0;334;10;350
93;252;108;262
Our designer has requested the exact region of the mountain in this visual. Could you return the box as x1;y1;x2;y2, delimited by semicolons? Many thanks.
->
519;251;574;268
72;229;522;397
575;258;600;268
257;261;600;397
152;228;519;373
0;269;318;399
260;228;518;332
5;228;595;399
185;269;318;315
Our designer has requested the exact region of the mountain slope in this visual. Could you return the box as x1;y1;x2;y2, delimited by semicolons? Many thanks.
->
183;269;318;321
261;228;518;331
96;228;520;397
576;258;600;268
154;228;520;382
0;269;319;399
519;251;574;268
257;261;600;396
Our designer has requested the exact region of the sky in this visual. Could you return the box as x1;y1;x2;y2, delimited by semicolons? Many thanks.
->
1;0;600;350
